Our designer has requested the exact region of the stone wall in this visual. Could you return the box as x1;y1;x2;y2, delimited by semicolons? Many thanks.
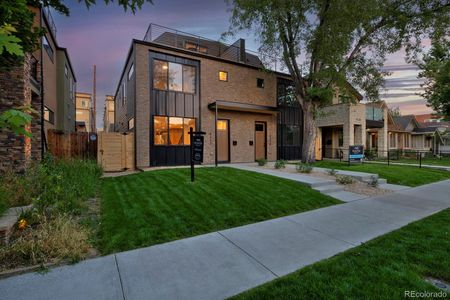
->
0;54;42;171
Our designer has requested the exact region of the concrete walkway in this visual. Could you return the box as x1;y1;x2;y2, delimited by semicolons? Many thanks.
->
1;181;449;300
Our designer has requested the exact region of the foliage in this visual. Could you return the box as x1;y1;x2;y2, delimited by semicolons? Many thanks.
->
417;41;450;117
99;167;340;253
274;160;286;169
388;106;401;117
0;157;102;215
326;168;337;176
0;24;23;56
227;0;450;162
335;175;354;185
296;163;313;173
0;106;35;137
256;158;267;166
232;208;450;299
0;214;91;271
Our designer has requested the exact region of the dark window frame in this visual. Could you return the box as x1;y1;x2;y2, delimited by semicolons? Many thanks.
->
219;70;228;82
42;35;54;61
152;59;196;94
153;115;196;146
257;78;264;88
44;106;54;124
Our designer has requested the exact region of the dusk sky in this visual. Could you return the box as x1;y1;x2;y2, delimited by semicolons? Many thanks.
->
52;0;432;129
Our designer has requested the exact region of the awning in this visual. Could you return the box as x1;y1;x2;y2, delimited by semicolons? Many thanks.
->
208;100;278;115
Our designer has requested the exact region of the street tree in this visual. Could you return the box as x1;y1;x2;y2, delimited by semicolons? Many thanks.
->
227;0;450;162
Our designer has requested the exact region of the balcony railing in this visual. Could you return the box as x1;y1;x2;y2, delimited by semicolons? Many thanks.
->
143;23;284;72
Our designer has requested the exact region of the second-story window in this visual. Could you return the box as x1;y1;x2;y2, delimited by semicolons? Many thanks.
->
257;78;264;88
42;35;53;60
128;63;134;81
219;71;228;82
65;65;68;77
153;60;196;93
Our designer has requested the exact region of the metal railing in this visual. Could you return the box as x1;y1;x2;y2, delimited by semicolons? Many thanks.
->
143;23;284;72
320;147;450;168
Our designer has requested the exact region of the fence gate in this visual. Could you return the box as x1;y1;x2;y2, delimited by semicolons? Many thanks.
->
97;132;134;172
47;130;97;160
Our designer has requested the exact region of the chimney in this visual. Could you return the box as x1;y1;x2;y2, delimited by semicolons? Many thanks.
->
238;38;246;62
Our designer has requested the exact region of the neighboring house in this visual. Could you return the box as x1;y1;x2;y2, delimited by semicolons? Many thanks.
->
0;5;76;170
103;95;115;132
75;92;95;132
388;115;445;153
113;23;298;167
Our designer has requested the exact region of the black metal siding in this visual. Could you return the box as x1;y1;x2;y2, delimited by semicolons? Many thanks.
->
149;51;200;166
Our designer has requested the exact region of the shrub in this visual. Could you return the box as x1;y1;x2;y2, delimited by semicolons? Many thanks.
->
336;175;355;185
256;158;267;166
296;163;313;173
367;175;378;187
0;214;91;271
0;156;102;215
326;168;337;176
274;160;286;169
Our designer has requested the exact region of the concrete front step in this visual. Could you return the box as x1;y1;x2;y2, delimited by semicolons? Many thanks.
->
326;191;369;202
313;184;344;194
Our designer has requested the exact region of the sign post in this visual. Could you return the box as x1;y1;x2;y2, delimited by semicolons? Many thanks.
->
348;145;364;165
189;127;206;182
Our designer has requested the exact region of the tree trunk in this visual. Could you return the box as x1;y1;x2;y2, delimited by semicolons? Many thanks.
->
302;102;317;163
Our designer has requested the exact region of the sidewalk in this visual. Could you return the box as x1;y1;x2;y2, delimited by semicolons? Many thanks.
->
0;180;449;300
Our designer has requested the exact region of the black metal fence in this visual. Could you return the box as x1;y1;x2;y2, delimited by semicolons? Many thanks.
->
320;147;450;168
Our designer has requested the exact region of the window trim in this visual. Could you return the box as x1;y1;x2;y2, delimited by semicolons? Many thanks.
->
257;78;264;88
42;35;54;61
43;106;54;124
152;59;196;94
153;115;196;146
219;71;228;82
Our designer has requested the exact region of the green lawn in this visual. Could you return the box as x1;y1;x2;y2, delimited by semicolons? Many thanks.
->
99;167;340;254
232;208;450;300
313;160;450;186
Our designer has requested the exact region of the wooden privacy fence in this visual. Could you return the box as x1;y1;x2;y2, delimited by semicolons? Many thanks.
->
97;132;134;172
47;130;97;160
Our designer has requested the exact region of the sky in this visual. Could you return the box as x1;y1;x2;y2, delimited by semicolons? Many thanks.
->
52;0;432;129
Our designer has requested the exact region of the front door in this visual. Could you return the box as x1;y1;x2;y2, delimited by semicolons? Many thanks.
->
217;119;230;162
255;122;266;160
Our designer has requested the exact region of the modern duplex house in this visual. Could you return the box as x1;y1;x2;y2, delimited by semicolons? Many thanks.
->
103;95;115;132
113;24;302;167
75;92;95;132
0;5;76;170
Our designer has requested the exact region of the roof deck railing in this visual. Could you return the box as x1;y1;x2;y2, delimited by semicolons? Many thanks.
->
143;23;284;72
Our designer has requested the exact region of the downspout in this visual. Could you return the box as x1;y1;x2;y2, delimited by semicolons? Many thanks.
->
215;103;218;166
133;43;137;170
39;7;46;159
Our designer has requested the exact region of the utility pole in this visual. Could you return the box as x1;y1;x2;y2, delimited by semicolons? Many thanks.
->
93;64;97;132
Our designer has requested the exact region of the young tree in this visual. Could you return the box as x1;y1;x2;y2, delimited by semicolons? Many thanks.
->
417;41;450;118
227;0;450;162
389;106;402;117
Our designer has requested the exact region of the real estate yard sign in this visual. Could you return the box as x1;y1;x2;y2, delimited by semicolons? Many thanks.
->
189;128;206;182
349;145;364;164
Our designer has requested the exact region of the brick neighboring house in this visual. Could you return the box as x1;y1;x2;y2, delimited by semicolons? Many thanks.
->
103;95;115;132
0;6;76;171
388;115;446;153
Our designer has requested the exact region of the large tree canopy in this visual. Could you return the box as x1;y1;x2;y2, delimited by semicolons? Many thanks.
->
227;0;450;162
417;41;450;118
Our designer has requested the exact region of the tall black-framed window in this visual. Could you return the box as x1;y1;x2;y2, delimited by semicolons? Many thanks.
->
153;59;196;94
277;78;303;160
